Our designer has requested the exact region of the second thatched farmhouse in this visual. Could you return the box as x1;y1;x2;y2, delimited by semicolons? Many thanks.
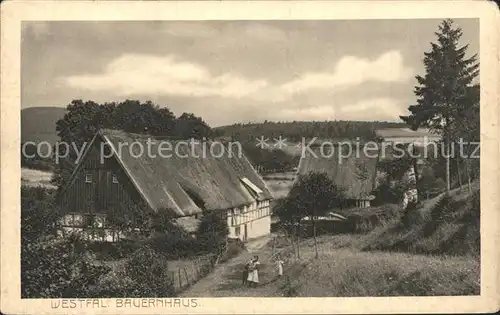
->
57;129;273;242
296;143;380;208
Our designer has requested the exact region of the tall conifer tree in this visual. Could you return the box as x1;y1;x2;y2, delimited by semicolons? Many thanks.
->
400;19;479;193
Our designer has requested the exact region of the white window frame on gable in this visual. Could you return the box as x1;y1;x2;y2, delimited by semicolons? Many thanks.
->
240;177;263;197
85;173;92;183
112;173;119;184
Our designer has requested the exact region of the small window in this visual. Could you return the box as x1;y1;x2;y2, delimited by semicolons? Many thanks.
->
235;226;241;236
85;173;92;183
112;174;119;184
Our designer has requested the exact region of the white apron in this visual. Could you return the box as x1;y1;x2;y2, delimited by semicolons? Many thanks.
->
247;262;260;283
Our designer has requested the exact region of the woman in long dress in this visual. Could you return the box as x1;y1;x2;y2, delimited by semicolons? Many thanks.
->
247;256;260;287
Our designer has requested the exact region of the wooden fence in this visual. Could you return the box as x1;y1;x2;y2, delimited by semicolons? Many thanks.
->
169;253;218;293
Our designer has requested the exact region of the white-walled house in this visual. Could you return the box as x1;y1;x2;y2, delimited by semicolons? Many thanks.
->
227;199;271;241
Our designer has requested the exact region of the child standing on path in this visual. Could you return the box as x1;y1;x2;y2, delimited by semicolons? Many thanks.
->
275;255;284;277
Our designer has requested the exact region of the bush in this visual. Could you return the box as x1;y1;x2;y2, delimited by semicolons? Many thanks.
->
418;171;446;200
94;269;137;298
93;245;176;298
21;186;59;243
21;235;111;298
147;232;201;260
87;240;141;260
125;245;175;297
371;180;409;206
196;211;229;255
95;245;175;298
21;187;110;298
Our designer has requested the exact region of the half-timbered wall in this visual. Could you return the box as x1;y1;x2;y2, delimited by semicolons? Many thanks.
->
227;199;271;241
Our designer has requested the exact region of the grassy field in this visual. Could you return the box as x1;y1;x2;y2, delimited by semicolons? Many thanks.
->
276;237;479;297
21;168;56;189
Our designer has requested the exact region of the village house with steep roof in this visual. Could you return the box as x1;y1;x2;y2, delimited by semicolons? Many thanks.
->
375;127;442;207
296;143;380;209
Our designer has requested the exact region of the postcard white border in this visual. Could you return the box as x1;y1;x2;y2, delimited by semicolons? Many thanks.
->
1;1;499;314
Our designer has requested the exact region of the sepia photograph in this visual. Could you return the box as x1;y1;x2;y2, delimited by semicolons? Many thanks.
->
1;1;499;314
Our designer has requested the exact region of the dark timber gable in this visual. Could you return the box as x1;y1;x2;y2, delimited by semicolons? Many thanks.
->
58;135;147;219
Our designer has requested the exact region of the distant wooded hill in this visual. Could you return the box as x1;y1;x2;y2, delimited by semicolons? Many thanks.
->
21;107;67;145
213;120;407;142
22;107;407;146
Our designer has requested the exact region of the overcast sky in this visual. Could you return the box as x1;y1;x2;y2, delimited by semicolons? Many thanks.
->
21;19;478;127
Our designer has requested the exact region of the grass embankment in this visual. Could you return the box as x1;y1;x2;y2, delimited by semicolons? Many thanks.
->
275;239;479;297
361;182;480;256
183;183;481;297
281;183;481;296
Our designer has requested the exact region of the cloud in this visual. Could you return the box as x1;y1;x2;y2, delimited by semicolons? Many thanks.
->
61;50;411;124
63;54;269;98
62;50;412;105
281;50;413;94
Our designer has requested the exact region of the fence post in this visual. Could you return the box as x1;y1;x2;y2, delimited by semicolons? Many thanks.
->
170;271;176;291
178;268;182;288
271;236;276;257
194;259;200;277
183;267;189;286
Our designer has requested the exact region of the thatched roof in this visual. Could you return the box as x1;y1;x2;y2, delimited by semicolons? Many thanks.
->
296;145;379;200
64;129;273;217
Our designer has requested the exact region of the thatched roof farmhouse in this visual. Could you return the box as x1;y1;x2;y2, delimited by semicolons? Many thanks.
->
58;129;273;242
296;143;380;208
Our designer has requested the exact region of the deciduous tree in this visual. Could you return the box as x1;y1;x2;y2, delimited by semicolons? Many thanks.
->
277;172;346;259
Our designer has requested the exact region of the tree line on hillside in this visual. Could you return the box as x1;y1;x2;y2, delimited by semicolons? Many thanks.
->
241;143;300;173
213;120;406;142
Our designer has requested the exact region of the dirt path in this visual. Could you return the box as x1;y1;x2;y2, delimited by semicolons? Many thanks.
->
179;234;278;297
